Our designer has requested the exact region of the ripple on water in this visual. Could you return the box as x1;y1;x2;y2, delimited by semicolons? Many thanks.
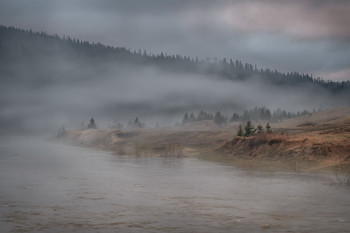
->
0;137;350;233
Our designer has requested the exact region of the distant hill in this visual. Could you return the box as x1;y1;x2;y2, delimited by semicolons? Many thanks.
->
1;25;349;92
1;25;350;133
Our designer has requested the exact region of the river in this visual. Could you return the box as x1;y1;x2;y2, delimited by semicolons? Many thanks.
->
0;136;349;232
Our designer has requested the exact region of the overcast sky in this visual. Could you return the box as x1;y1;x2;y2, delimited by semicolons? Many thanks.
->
1;0;350;81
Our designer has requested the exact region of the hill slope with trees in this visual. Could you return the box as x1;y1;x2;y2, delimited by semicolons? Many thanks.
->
1;25;349;92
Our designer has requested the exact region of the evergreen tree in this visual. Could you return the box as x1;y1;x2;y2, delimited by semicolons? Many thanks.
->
214;111;227;125
197;111;212;121
256;124;264;134
87;117;97;129
230;113;240;122
236;124;244;136
189;113;196;122
182;113;189;124
266;122;272;133
57;125;66;138
244;121;255;137
134;117;143;128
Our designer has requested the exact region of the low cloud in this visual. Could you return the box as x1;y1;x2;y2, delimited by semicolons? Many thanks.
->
223;1;350;40
1;57;346;133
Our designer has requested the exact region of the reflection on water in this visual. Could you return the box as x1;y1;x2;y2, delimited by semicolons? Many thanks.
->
0;136;349;233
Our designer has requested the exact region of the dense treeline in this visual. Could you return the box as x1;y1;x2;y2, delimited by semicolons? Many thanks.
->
1;25;349;92
182;107;311;126
236;121;272;137
230;107;310;123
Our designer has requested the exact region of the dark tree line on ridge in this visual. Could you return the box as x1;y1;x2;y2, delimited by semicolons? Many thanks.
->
107;117;145;130
1;25;350;93
236;121;272;137
182;107;311;126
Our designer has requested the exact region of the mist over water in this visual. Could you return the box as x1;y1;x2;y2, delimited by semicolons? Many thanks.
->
1;137;349;232
0;25;349;133
1;2;350;232
1;57;348;133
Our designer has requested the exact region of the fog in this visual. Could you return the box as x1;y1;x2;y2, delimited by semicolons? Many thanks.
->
1;0;350;133
0;52;348;134
1;136;350;232
1;3;350;232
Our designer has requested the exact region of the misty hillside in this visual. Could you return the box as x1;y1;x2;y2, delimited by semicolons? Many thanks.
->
0;25;350;133
1;25;350;91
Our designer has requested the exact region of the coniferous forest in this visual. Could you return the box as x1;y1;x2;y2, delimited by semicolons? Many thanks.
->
1;25;349;91
2;2;350;233
1;25;349;132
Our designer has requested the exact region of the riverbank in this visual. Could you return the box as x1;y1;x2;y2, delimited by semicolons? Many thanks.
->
58;106;350;171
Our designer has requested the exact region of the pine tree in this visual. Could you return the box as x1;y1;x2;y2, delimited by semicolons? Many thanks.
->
266;122;272;133
182;113;189;124
214;111;227;125
189;113;196;122
230;113;240;122
236;124;244;136
244;121;255;137
134;117;143;128
256;124;264;134
88;117;97;129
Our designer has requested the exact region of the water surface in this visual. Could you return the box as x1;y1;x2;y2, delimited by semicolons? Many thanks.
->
1;137;349;232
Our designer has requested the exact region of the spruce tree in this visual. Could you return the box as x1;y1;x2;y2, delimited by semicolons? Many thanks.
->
182;113;189;124
256;124;264;134
189;113;196;122
214;111;227;125
236;124;244;137
266;122;272;133
244;121;255;137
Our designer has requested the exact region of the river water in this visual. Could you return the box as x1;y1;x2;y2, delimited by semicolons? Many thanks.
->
0;136;349;233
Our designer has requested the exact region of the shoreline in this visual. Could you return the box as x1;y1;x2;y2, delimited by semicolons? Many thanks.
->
57;127;350;173
55;106;350;174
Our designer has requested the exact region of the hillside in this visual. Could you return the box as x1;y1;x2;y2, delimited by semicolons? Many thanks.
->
1;25;350;91
218;107;350;165
57;107;350;173
1;25;350;134
273;106;350;132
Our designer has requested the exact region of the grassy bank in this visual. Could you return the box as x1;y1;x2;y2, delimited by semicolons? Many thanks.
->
57;106;350;173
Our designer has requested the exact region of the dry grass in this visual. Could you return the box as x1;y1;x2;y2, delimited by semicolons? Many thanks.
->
58;106;350;167
218;129;350;163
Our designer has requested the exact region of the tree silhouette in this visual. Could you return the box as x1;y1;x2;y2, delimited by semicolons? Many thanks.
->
256;124;264;134
182;113;189;124
214;111;227;125
87;117;97;129
244;121;255;137
236;124;244;137
1;25;348;94
266;122;272;133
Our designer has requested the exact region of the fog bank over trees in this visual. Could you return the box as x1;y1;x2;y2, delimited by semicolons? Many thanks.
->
1;26;349;133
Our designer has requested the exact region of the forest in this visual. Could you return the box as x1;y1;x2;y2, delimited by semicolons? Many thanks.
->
1;25;349;133
181;107;311;126
1;25;349;93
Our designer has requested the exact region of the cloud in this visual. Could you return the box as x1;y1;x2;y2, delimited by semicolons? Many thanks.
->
314;68;350;82
1;55;347;133
223;1;350;40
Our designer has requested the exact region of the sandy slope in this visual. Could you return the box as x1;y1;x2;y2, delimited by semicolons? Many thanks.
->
218;106;350;167
59;106;350;168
